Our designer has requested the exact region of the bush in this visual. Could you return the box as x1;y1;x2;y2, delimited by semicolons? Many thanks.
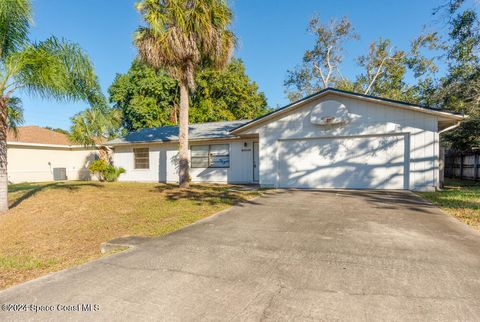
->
88;159;125;182
104;166;126;182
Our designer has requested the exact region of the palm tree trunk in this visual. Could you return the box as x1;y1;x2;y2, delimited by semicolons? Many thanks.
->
178;81;190;188
0;98;9;213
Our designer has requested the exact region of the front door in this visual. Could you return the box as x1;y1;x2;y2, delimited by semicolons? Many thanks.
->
253;142;259;182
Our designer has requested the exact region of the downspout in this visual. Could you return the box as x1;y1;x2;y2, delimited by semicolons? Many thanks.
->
436;121;461;190
439;121;461;134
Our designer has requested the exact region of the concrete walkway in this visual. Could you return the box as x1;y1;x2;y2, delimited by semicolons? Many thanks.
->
1;190;480;321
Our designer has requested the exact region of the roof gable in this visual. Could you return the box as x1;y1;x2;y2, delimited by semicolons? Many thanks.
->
231;88;465;134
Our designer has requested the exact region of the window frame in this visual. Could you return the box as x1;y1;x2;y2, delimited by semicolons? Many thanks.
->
190;144;230;169
133;147;150;170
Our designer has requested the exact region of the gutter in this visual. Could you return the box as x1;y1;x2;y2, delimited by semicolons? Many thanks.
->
7;141;99;149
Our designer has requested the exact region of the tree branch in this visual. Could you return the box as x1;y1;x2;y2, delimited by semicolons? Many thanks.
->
313;61;327;87
336;65;346;82
364;54;391;95
325;46;333;87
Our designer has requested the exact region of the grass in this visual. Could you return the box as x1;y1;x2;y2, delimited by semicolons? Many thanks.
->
418;179;480;231
1;181;262;289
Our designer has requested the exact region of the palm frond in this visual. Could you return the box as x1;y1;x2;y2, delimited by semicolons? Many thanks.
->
70;107;121;147
135;0;235;90
0;0;31;60
10;36;102;105
6;96;24;136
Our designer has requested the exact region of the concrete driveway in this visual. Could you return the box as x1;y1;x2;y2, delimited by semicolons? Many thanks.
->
1;190;480;321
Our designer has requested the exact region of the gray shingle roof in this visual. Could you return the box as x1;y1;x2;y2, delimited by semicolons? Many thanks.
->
108;120;250;145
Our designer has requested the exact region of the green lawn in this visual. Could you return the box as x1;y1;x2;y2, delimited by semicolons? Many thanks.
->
418;179;480;231
1;181;262;289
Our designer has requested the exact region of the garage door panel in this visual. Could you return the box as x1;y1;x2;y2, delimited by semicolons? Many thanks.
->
277;135;405;189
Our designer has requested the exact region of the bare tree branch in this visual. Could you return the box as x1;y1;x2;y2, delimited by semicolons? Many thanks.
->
365;55;390;95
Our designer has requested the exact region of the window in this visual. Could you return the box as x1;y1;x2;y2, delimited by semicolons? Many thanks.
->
209;144;230;168
191;145;209;168
191;144;229;168
133;148;149;169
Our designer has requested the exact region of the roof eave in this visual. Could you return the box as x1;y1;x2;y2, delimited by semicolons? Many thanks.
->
7;141;98;149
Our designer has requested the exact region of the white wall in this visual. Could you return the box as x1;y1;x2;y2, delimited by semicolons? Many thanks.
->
7;145;98;183
113;144;163;182
243;94;439;191
113;139;257;184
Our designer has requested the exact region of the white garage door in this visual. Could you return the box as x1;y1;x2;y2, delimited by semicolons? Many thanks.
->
277;135;406;189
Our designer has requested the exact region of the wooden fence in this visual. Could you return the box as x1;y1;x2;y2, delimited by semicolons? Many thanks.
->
444;151;480;180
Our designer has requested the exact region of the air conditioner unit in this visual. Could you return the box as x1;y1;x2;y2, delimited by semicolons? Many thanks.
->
53;168;67;181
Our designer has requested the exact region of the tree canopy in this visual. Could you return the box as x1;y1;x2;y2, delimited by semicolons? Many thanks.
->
108;60;178;131
109;58;269;132
190;58;270;123
285;16;439;104
431;1;480;151
284;16;358;102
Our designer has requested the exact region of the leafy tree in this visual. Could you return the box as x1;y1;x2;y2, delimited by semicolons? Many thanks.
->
44;126;69;136
0;0;102;212
191;58;269;122
430;1;480;151
109;58;268;131
284;16;358;101
285;14;442;106
108;60;178;131
354;34;440;102
134;0;235;188
355;38;408;99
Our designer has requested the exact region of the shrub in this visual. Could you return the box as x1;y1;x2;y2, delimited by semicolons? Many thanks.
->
104;166;126;182
88;159;125;182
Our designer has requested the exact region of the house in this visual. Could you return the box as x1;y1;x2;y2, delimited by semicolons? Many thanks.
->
108;88;465;191
7;126;99;183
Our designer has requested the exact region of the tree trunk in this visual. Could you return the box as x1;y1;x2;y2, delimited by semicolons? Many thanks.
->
178;81;190;188
0;98;9;213
99;146;112;163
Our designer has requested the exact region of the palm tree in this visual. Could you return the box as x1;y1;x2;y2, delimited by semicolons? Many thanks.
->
0;0;103;212
135;0;235;188
70;106;122;161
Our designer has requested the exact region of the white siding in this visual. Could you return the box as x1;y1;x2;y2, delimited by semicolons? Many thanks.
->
113;145;163;182
113;139;257;184
7;145;98;183
245;94;439;191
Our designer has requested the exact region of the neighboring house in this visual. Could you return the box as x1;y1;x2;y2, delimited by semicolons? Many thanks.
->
7;126;98;183
109;88;465;191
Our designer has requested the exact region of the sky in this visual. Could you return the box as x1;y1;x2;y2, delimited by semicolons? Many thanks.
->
20;0;450;130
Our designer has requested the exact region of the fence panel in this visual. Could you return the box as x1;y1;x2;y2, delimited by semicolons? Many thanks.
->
445;151;480;181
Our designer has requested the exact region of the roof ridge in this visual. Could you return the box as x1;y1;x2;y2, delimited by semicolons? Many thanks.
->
108;119;250;145
133;119;252;132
